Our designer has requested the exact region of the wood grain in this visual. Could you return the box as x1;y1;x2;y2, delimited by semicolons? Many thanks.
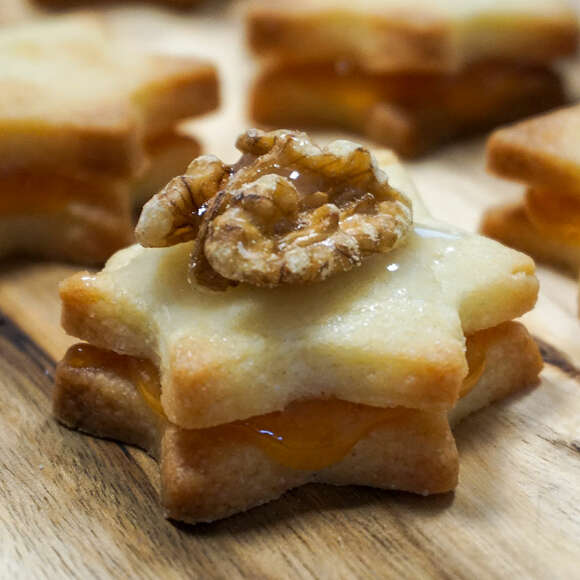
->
1;309;579;579
1;3;580;578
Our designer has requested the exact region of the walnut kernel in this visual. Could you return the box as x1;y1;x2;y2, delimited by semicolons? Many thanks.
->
136;129;412;290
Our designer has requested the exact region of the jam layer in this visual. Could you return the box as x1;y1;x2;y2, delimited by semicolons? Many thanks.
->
252;61;563;133
66;344;164;417
524;188;580;245
0;172;121;216
63;328;491;471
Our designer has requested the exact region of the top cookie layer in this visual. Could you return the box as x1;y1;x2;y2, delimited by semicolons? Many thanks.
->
248;0;578;72
487;104;580;197
0;13;218;177
60;151;537;429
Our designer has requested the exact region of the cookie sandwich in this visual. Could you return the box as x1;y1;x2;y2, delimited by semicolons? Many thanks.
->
482;103;580;275
247;0;577;157
55;130;542;523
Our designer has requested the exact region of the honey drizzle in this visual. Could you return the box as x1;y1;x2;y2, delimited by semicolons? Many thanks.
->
64;331;491;471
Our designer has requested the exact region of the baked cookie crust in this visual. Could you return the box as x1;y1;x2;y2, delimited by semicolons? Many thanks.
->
480;202;580;274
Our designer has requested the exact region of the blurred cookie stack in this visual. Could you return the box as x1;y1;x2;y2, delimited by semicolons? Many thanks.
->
247;0;578;157
482;103;580;275
0;13;218;264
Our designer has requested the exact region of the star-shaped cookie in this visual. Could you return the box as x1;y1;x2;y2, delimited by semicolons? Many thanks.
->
54;140;542;523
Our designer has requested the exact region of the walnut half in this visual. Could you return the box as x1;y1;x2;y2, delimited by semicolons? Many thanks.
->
136;129;412;290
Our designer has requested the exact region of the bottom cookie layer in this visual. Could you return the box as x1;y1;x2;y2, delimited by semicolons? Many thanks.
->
480;202;580;274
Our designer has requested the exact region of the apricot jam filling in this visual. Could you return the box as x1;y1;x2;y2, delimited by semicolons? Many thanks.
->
224;401;409;470
65;344;164;417
461;332;489;398
65;331;491;470
524;188;580;244
66;343;134;374
256;62;555;124
0;172;113;215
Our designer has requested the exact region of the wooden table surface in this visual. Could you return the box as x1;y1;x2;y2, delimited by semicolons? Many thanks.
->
1;4;579;579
